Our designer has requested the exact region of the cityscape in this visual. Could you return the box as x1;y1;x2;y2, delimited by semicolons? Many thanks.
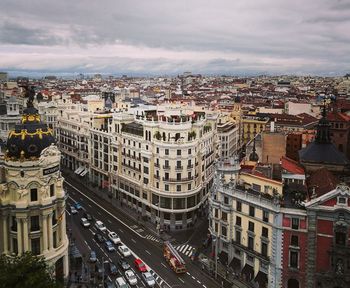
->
0;1;350;288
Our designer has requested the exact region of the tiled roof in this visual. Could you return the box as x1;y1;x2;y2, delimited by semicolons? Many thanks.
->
307;167;339;197
281;156;305;175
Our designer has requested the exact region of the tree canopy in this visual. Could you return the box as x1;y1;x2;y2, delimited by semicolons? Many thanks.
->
0;252;60;288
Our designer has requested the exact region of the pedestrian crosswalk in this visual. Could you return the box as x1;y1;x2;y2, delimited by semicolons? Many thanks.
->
145;234;160;242
175;244;195;257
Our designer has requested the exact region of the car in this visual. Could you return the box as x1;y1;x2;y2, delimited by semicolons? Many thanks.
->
83;212;94;222
104;280;116;288
74;202;83;210
118;245;131;257
108;262;118;275
105;240;116;252
134;258;147;272
81;217;90;228
70;206;78;214
142;272;155;287
115;276;128;288
125;270;137;286
118;258;130;271
94;232;105;243
95;263;107;280
108;231;121;245
89;250;97;263
95;220;107;232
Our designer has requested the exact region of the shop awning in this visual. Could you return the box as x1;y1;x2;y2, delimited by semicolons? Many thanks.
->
254;271;268;288
80;168;89;177
74;166;84;174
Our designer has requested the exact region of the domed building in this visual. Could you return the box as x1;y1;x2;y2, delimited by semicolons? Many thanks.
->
0;101;69;282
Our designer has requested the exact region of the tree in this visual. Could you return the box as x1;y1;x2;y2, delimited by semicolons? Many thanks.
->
0;252;60;288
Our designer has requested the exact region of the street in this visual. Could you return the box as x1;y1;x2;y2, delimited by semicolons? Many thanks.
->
64;179;220;288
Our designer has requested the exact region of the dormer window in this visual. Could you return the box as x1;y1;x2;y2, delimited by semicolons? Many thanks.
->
337;197;347;205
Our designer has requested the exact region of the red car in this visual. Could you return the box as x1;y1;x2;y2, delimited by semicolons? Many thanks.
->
134;258;147;272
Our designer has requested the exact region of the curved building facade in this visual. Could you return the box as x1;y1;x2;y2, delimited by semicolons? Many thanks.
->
0;103;69;281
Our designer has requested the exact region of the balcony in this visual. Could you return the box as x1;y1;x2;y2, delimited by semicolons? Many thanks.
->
163;165;171;170
163;176;194;182
187;164;194;169
154;174;160;180
154;163;160;168
175;166;183;171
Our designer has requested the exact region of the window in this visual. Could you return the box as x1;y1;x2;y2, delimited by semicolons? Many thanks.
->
143;193;147;199
249;206;255;217
12;238;18;254
177;173;181;181
187;183;191;190
156;147;159;153
235;230;241;244
165;172;169;180
214;209;219;218
335;232;346;246
177;149;181;156
291;235;299;247
291;218;299;230
338;197;347;205
236;216;241;226
222;226;227;237
31;238;41;255
236;201;242;212
188;149;192;155
248;221;255;232
30;216;40;231
52;211;57;225
143;166;149;174
177;161;181;168
261;242;268;257
290;251;298;268
224;196;229;205
262;227;268;238
165;160;169;167
165;149;169;155
50;184;55;197
222;212;227;222
11;216;17;231
248;236;254;250
263;210;269;222
156;182;159;188
165;184;169;191
143;177;149;184
176;185;181;192
53;231;57;248
30;188;38;202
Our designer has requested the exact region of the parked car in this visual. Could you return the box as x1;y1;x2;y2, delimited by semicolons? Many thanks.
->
81;217;90;228
94;232;105;243
108;262;118;275
115;276;128;288
142;272;155;287
95;220;107;232
70;206;78;214
118;245;131;257
83;212;94;222
125;270;137;286
74;202;83;210
108;231;121;245
89;250;97;263
105;241;116;252
134;258;147;272
104;280;116;288
118;258;130;271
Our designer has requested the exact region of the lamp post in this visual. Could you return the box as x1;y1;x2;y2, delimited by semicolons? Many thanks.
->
155;202;160;236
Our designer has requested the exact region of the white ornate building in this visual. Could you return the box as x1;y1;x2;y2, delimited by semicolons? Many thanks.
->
0;103;69;282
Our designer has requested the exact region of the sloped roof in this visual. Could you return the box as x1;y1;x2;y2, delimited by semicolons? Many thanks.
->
307;167;339;197
281;156;305;175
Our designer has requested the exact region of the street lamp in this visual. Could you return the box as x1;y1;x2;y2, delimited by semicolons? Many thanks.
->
154;202;160;236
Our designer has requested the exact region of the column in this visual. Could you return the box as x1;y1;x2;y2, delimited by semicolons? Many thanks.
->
2;216;8;253
48;213;53;250
42;214;48;252
17;218;23;254
22;218;29;251
60;207;66;245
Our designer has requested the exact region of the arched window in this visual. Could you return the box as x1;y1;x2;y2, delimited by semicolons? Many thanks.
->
287;279;299;288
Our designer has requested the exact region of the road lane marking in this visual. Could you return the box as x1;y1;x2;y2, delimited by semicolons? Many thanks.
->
197;280;201;284
131;239;136;243
107;219;112;224
84;240;91;250
88;204;92;208
97;211;101;215
145;250;151;255
119;229;124;233
186;272;190;276
203;285;207;288
161;262;167;268
179;278;185;284
192;276;195;280
65;182;146;239
80;197;83;201
66;210;71;216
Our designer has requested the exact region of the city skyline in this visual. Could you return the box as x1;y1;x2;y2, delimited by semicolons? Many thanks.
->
0;0;350;76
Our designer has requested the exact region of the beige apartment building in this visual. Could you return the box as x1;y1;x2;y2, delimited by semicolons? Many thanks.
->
110;109;218;230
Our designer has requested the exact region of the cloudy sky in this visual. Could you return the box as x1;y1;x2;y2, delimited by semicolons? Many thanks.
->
0;0;349;76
